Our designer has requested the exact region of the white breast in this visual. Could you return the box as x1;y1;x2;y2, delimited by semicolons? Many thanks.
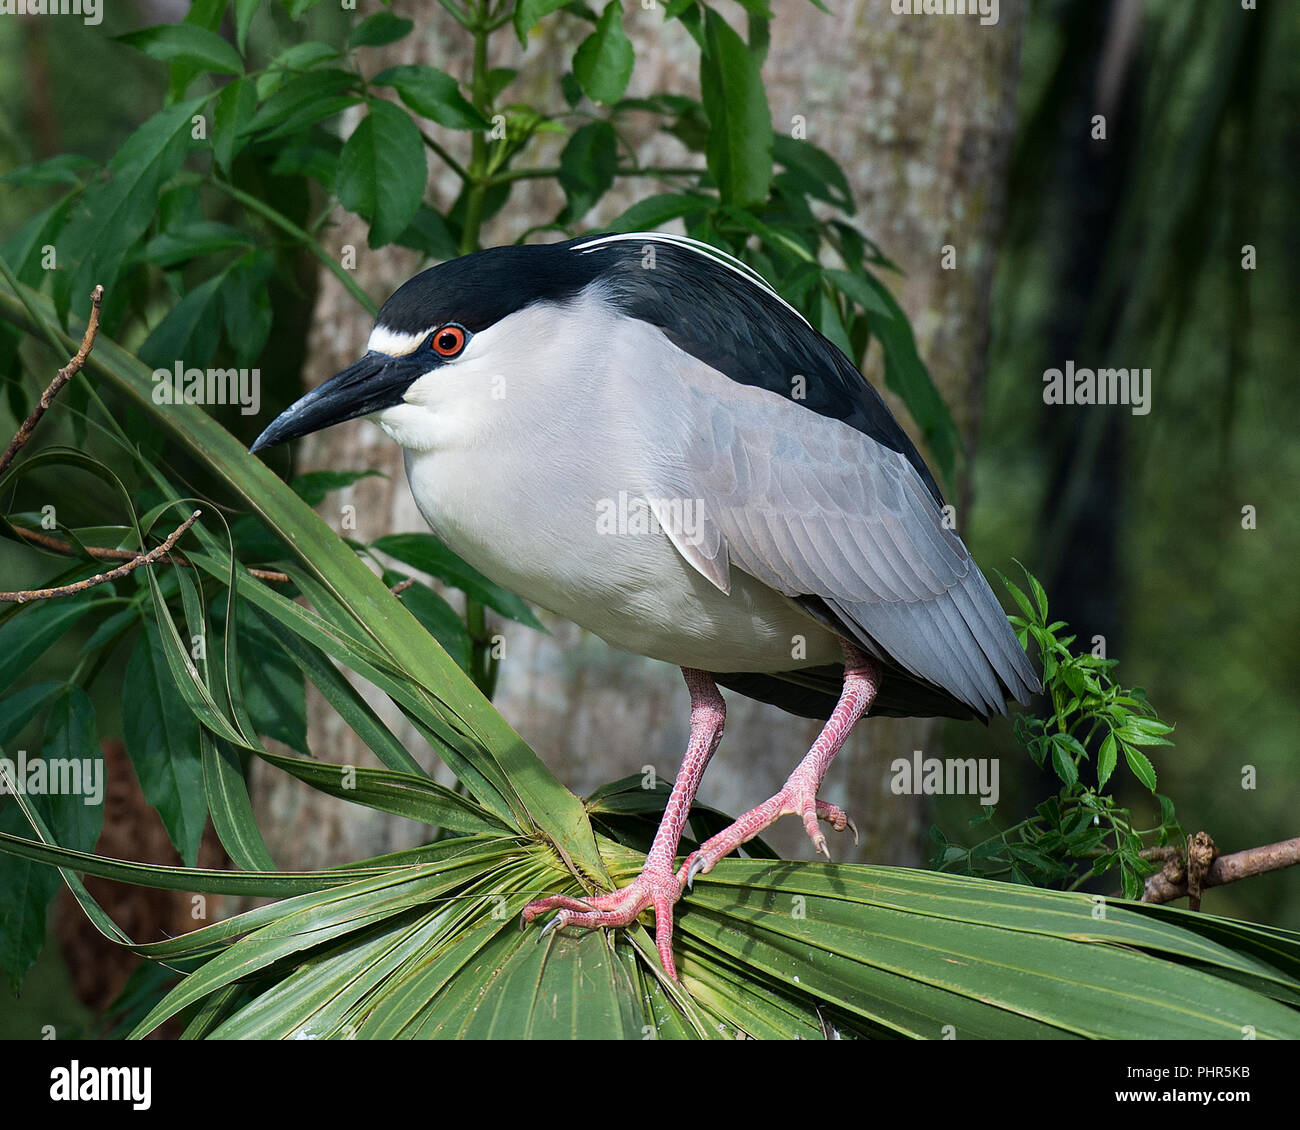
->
378;291;840;672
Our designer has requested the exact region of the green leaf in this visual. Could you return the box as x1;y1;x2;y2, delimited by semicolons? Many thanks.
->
371;66;490;131
212;77;258;175
0;827;384;898
139;221;253;268
0;597;99;694
139;273;226;372
1097;733;1118;789
2;193;79;288
0;802;61;991
253;612;422;777
514;0;569;45
0;683;64;746
348;11;414;49
561;71;583;108
558;121;618;220
699;7;772;209
573;1;635;104
99;847;1300;1040
283;0;328;17
39;687;105;858
202;734;277;872
0;154;96;188
163;0;236;100
997;568;1037;621
222;251;274;368
116;24;243;75
486;68;518;101
1028;571;1050;622
605;193;712;233
1050;739;1079;787
259;41;340;96
0;686;102;991
385;573;474;673
253;745;504;835
121;619;208;867
1122;716;1175;741
823;268;893;318
233;0;259;53
269;138;341;190
56;98;206;320
290;469;386;507
337;100;428;249
372;533;543;630
1122;742;1158;791
816;288;854;358
244;70;361;140
223;605;308;756
394;204;460;261
772;135;852;212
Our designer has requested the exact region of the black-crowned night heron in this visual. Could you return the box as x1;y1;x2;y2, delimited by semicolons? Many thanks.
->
252;232;1040;979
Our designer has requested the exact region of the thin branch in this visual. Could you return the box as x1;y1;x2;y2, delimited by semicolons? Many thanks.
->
1;511;201;603
11;525;416;597
9;525;292;585
0;285;103;478
420;128;470;183
1140;834;1300;905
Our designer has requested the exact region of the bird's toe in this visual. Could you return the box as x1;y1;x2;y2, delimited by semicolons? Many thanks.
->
522;867;686;976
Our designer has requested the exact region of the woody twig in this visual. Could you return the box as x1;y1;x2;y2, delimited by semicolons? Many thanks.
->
1;511;201;603
0;284;103;478
1140;833;1300;906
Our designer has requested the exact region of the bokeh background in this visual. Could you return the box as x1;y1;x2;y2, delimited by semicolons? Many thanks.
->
0;0;1296;1035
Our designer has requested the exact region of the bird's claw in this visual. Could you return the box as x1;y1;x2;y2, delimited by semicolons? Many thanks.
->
521;867;686;978
685;853;707;891
681;789;859;883
536;913;567;942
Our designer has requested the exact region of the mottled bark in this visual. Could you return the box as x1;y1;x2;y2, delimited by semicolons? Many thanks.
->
253;2;1025;872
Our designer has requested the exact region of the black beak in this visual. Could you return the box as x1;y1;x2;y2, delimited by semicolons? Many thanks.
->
250;350;428;453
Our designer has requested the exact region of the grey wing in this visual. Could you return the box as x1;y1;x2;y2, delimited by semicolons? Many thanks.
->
657;381;1040;718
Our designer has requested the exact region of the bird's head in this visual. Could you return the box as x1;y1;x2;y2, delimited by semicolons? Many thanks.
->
250;241;607;455
250;232;936;496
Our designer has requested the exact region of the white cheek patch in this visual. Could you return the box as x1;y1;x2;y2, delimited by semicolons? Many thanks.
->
400;369;441;405
367;324;431;356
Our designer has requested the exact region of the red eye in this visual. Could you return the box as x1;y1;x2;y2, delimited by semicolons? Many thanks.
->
431;325;467;357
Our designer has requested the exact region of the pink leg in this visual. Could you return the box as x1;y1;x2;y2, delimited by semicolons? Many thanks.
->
521;668;725;980
680;642;879;889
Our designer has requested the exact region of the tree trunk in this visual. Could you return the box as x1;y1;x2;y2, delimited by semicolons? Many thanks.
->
253;2;1026;873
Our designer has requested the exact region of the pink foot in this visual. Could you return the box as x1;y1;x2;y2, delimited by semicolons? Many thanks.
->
679;644;876;888
521;865;686;978
679;786;858;889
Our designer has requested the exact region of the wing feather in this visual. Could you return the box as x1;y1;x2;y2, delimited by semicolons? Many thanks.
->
656;363;1038;715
